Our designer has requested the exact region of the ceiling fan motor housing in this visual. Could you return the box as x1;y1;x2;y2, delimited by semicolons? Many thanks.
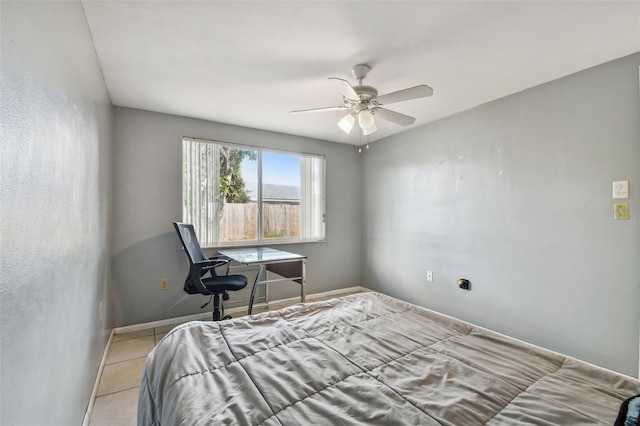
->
343;85;378;107
354;85;378;102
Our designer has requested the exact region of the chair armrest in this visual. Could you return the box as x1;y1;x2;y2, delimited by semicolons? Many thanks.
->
187;258;231;295
194;258;228;270
193;257;231;277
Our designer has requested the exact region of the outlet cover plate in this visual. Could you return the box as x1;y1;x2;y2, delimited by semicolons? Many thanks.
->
613;180;629;199
614;202;629;220
160;278;169;290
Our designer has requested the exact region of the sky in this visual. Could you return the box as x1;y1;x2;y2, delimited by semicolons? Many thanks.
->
242;151;300;186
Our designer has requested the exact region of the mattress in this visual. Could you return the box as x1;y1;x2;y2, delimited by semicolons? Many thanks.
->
138;292;640;425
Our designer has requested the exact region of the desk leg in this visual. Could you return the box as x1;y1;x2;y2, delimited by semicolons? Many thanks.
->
301;258;306;303
248;264;265;315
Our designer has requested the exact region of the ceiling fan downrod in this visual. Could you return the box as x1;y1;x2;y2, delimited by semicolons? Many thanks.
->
350;64;378;102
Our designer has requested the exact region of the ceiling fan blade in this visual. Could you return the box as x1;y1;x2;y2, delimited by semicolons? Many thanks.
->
328;77;360;102
290;106;350;115
372;107;416;126
376;85;433;105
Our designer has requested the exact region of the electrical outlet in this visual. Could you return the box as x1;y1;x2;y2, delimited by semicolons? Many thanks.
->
160;278;169;290
99;301;103;320
427;271;433;282
614;202;630;220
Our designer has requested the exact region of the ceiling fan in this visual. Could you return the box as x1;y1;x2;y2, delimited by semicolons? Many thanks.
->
290;64;433;136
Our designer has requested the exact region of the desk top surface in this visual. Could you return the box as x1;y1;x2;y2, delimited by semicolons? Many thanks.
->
218;247;306;264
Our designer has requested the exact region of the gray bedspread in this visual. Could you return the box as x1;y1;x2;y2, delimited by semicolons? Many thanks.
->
138;292;640;425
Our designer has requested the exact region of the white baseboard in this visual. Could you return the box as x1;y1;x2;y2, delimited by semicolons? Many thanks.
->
82;328;114;426
113;286;369;334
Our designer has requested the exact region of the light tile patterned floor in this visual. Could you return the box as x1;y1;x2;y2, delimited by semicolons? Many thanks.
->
88;292;361;425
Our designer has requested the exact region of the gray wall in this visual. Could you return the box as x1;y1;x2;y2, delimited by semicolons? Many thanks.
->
0;2;113;425
112;107;361;326
362;53;640;376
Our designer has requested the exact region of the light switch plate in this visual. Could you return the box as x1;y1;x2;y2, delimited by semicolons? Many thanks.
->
614;202;629;220
613;180;629;199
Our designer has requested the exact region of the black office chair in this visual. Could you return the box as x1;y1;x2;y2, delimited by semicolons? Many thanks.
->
173;222;248;321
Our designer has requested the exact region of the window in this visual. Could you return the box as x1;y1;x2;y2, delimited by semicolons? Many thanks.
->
182;137;325;247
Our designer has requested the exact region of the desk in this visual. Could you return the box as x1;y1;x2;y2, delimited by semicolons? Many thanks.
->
218;247;307;315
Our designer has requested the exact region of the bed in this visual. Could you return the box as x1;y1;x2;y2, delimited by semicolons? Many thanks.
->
138;292;640;425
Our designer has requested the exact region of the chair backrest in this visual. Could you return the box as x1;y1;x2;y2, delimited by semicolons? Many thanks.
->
173;222;208;265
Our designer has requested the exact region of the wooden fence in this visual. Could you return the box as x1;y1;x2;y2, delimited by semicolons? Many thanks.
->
220;203;300;241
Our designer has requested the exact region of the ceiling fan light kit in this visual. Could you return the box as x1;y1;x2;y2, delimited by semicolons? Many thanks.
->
362;122;377;136
290;63;433;136
337;113;356;134
358;109;375;130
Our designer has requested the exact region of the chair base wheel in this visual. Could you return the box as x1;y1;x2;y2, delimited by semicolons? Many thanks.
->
222;315;232;320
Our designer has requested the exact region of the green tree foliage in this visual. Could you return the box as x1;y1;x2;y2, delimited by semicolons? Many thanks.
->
219;147;256;203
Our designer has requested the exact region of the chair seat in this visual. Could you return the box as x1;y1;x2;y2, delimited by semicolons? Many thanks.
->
201;274;248;293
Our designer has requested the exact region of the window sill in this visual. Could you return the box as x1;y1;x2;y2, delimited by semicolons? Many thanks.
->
202;239;325;251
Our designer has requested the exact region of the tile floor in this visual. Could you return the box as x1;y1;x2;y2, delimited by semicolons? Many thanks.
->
88;292;360;425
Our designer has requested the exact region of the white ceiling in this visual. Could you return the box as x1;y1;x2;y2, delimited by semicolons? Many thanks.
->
82;1;639;145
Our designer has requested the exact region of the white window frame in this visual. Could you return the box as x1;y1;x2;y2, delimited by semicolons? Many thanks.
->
182;137;326;248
